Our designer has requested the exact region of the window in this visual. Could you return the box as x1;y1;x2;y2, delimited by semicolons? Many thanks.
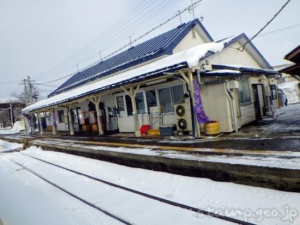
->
146;90;157;112
58;110;64;123
135;92;145;114
171;85;185;105
158;85;184;113
116;96;125;111
270;85;277;100
238;78;251;105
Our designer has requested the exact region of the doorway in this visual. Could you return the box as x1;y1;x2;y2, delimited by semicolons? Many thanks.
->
252;84;265;121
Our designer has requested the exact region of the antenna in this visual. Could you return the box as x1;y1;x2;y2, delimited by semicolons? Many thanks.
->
178;10;182;25
190;0;195;19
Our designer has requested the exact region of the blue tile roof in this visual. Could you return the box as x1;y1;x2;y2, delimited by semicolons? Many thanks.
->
49;19;212;97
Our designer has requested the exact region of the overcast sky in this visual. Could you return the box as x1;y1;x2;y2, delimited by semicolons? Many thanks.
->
0;0;299;99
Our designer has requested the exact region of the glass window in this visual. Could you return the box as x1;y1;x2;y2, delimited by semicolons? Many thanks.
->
146;90;157;112
238;78;251;105
158;87;172;113
270;85;277;100
158;85;184;113
171;85;185;105
116;96;125;111
58;110;64;123
135;92;145;114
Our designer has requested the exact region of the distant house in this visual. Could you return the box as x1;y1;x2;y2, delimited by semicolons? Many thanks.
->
279;45;300;80
0;98;25;127
22;19;280;136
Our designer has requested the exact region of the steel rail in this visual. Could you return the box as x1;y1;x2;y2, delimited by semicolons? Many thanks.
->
21;152;255;225
10;158;133;225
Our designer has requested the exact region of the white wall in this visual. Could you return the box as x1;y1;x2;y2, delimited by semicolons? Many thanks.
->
207;42;261;68
201;83;233;132
173;29;206;53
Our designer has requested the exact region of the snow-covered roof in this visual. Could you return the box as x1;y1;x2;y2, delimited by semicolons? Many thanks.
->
212;64;278;75
204;69;241;77
0;98;23;104
22;42;224;113
49;19;214;97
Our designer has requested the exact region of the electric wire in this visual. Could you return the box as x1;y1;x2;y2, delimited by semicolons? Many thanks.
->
36;0;180;84
32;0;165;80
37;0;203;86
239;0;291;52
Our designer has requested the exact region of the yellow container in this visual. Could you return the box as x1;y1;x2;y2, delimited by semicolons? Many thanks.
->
204;121;219;135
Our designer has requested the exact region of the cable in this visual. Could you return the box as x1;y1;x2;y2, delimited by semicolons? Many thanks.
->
35;0;179;83
239;0;291;52
257;24;300;38
37;0;203;86
32;0;163;80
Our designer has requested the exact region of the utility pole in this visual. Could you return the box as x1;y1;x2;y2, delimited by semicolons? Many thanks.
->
10;99;13;127
27;76;33;105
23;79;29;106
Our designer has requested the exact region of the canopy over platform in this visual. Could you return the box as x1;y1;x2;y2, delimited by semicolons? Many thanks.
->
22;42;224;113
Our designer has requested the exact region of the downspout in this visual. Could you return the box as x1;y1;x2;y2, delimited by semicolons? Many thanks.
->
225;81;238;133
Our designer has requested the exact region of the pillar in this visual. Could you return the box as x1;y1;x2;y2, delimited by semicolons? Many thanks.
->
38;112;44;135
67;107;74;136
22;115;28;135
51;109;57;135
188;70;200;137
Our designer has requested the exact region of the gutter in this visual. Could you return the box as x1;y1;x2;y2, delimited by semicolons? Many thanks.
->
225;81;238;133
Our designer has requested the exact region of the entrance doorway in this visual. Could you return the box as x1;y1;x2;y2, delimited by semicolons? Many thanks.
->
252;84;265;121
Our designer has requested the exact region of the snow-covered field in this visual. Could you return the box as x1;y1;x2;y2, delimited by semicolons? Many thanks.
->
0;141;299;225
0;121;25;134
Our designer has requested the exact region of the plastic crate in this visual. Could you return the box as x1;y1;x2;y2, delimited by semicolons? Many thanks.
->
159;124;176;136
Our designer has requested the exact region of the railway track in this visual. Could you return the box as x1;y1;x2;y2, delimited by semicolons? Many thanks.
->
8;152;255;225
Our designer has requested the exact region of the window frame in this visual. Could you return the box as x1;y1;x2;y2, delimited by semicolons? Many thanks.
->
238;78;252;106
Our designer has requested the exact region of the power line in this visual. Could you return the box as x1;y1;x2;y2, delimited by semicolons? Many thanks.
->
257;24;300;38
37;0;203;86
35;0;179;83
32;0;161;80
238;0;291;52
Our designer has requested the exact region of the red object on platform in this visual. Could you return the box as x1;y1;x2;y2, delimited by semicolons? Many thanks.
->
140;125;150;135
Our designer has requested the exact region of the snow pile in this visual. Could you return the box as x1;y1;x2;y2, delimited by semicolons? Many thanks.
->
12;121;25;131
0;140;22;152
0;121;25;134
279;81;300;104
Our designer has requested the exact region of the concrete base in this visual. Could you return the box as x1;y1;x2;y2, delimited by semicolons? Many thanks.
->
135;130;141;137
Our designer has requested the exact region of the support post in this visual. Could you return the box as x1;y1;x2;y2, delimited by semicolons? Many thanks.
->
38;112;44;135
67;106;74;136
88;95;103;136
22;115;28;134
121;85;140;136
188;70;200;137
30;113;34;134
51;109;57;135
10;100;13;127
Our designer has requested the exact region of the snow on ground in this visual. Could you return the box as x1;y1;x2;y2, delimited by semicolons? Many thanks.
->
0;143;299;225
262;104;300;134
0;121;25;134
32;138;300;170
0;139;22;152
